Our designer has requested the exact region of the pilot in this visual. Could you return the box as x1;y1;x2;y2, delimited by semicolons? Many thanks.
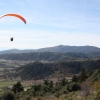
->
10;37;13;41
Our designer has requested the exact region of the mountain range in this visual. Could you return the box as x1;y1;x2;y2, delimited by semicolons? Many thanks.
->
0;45;100;61
0;45;100;55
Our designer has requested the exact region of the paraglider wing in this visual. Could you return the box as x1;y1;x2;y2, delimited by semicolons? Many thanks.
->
0;14;26;24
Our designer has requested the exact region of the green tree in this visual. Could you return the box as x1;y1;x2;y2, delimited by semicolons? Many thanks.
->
43;80;49;86
67;82;81;92
49;81;53;88
12;82;23;93
1;92;14;100
72;75;78;82
61;78;68;86
79;68;87;82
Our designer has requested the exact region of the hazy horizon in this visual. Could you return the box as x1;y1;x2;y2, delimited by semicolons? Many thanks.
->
0;44;100;51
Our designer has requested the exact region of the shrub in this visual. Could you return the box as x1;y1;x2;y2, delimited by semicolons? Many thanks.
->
67;82;81;92
1;91;14;100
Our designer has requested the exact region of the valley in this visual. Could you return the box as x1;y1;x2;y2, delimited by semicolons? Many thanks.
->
0;46;100;99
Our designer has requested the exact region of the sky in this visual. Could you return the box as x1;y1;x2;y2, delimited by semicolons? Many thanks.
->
0;0;100;51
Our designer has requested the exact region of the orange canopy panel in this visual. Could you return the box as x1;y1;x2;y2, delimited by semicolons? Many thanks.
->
0;13;26;24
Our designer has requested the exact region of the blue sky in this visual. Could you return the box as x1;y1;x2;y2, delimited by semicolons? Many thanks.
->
0;0;100;50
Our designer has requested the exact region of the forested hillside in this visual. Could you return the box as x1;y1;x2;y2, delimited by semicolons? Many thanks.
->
0;52;100;62
3;59;100;80
1;64;100;100
0;52;89;61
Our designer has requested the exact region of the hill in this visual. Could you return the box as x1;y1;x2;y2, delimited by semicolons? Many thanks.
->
35;45;100;53
3;59;100;80
0;49;34;55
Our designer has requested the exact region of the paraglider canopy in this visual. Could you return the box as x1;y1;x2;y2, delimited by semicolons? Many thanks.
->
0;13;26;41
0;13;26;24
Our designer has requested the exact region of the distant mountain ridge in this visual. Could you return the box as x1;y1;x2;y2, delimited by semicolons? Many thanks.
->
35;45;100;53
0;45;100;61
0;45;100;55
